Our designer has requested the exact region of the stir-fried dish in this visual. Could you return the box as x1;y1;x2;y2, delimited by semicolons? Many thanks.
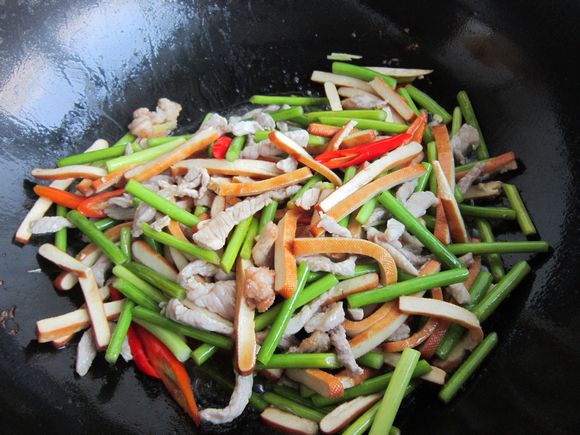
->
17;58;549;434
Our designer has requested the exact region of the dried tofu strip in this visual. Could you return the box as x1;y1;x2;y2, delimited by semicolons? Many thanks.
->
172;158;282;179
211;167;313;197
311;71;375;93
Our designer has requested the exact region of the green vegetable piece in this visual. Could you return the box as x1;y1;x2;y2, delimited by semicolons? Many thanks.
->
257;262;309;364
407;85;452;124
503;183;537;235
54;205;68;251
319;117;407;134
225;135;247;161
112;265;167;303
141;222;220;264
250;95;328;106
347;269;469;308
369;348;420;435
439;333;498;403
377;191;463;269
331;62;396;88
473;261;531;322
457;90;489;159
105;300;134;364
126;261;186;299
67;210;127;265
125;179;199;227
447;241;549;256
240;218;259;260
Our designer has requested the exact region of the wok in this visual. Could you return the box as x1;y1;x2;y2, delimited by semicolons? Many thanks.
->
0;0;579;433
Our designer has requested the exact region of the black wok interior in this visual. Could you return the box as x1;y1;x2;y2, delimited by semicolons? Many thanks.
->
1;0;579;433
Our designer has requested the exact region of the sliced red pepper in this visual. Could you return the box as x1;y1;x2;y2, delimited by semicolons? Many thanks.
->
127;325;160;379
109;286;124;301
319;133;411;169
211;136;233;159
76;189;125;218
135;325;201;426
33;185;84;209
406;111;428;144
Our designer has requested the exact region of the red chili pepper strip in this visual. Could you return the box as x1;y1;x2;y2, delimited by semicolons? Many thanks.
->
109;286;124;301
76;189;125;218
406;111;428;144
316;133;411;163
135;325;201;425
127;325;160;379
321;133;411;169
33;185;85;209
211;136;233;159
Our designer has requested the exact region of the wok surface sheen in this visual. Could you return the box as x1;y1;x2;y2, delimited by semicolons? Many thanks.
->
0;1;579;433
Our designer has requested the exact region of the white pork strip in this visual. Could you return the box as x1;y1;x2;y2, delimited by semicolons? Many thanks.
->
192;186;300;250
447;283;472;305
295;187;321;211
387;323;411;341
285;293;330;336
244;266;276;312
276;156;298;173
305;302;345;333
252;221;278;267
128;98;182;138
183;279;236;320
318;213;352;238
329;325;363;376
30;217;73;235
296;255;357;275
451;124;480;164
288;331;331;354
200;373;253;424
457;164;484;194
76;329;97;376
164;298;233;335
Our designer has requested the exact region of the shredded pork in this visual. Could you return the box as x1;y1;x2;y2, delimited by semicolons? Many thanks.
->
276;156;298;173
451;124;480;164
304;301;345;333
182;279;236;320
447;283;472;305
192;186;300;250
385;218;406;242
164;298;233;335
341;93;385;109
387;323;411;342
318;213;352;238
329;325;363;376
457;164;484;194
285;293;330;336
295;187;321;211
200;373;253;424
76;329;97;376
30;217;73;235
92;254;111;287
128;98;182;138
347;307;365;321
288;331;331;353
132;202;157;237
296;255;357;275
244;266;276;312
405;191;439;218
252;221;278;267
